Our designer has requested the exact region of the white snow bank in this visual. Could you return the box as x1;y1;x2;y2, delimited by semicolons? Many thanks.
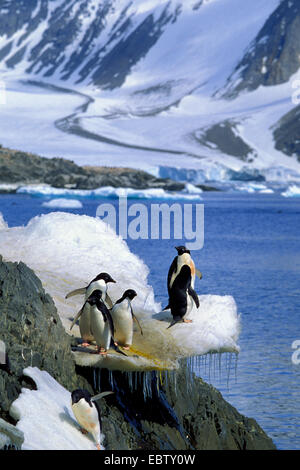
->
0;212;240;369
0;212;159;332
10;367;100;450
167;295;240;355
17;184;203;201
42;198;83;209
281;185;300;198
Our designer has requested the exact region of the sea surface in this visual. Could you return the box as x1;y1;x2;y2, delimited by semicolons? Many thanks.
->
0;191;299;450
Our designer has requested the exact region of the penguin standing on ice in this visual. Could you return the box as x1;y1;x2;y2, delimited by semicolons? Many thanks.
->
87;290;115;355
71;389;113;450
167;264;196;328
110;289;143;350
164;246;201;311
68;273;116;347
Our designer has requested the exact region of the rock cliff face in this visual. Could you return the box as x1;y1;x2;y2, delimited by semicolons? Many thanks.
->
224;0;300;97
273;104;300;161
0;258;276;450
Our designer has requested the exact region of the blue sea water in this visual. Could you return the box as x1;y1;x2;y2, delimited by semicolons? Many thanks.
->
0;192;299;450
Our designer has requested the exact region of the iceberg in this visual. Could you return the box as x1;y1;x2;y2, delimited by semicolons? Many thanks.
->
281;185;300;198
0;212;239;371
17;185;203;201
42;198;83;209
10;367;100;450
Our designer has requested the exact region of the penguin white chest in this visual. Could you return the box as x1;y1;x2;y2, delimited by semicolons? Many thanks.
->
79;302;94;342
170;253;195;288
72;399;100;443
90;305;111;350
111;299;133;347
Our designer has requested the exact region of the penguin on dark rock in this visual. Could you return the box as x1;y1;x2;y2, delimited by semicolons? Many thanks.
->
71;389;113;450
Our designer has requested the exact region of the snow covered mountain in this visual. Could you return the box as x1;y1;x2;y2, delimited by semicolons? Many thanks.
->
0;0;300;186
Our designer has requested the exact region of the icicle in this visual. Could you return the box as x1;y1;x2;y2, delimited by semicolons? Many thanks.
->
226;353;232;389
93;369;96;391
234;352;238;384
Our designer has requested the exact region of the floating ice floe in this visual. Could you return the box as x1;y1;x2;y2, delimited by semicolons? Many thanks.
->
281;185;300;198
42;198;83;209
0;212;240;371
17;184;203;200
10;367;100;450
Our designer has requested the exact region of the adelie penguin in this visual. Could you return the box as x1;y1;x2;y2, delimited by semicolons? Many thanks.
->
110;289;143;350
68;272;116;347
167;264;197;328
87;289;115;355
164;245;201;311
71;389;113;450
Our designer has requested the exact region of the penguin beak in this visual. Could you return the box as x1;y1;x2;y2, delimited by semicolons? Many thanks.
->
109;278;116;283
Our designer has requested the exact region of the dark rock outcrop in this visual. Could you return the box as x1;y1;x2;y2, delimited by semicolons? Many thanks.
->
194;121;257;162
0;257;275;450
0;256;91;424
224;0;300;97
0;146;185;191
273;104;300;161
79;367;276;450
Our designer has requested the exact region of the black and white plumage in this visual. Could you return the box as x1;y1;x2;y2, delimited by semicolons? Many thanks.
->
71;389;113;450
164;246;201;311
86;290;115;354
66;272;116;307
167;264;197;328
68;273;116;345
110;289;142;349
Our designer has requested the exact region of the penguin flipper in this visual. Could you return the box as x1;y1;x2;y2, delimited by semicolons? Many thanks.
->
188;287;200;308
105;293;113;309
91;391;114;402
196;269;203;280
130;306;143;336
65;287;86;299
70;305;85;330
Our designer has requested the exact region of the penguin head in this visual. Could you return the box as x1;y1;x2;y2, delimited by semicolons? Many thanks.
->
93;272;116;284
123;289;137;301
86;289;103;305
71;389;93;407
175;246;190;256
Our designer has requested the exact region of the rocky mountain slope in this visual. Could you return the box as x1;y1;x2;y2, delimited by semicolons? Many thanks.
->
224;0;300;97
0;0;300;178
